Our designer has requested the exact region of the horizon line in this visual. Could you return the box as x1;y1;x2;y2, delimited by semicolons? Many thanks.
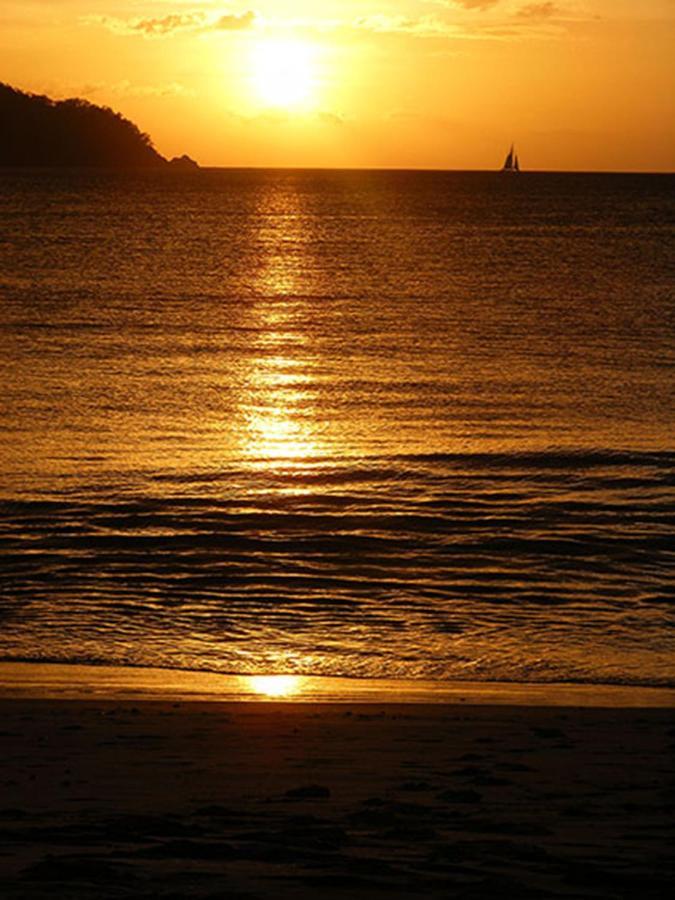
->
2;163;673;176
197;164;675;176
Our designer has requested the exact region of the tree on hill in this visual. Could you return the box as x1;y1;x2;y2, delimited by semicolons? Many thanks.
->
0;83;170;168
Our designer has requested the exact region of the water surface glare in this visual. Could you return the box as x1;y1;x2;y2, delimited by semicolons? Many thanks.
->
1;169;674;685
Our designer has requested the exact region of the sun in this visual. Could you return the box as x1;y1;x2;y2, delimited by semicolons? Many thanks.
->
250;38;319;110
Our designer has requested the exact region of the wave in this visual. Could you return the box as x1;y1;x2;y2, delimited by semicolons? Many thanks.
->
1;448;673;686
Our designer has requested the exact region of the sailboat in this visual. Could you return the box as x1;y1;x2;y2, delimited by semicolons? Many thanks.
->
502;144;520;173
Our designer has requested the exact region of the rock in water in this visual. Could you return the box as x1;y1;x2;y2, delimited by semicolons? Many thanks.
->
168;154;199;170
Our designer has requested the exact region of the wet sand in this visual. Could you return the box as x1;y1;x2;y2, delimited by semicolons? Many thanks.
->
1;696;673;898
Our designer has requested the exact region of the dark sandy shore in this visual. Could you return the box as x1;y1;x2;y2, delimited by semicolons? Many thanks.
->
1;697;673;899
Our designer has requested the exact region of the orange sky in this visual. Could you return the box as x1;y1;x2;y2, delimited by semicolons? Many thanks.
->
2;1;674;171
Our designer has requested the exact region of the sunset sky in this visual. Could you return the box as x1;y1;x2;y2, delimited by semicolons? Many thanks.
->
3;0;674;170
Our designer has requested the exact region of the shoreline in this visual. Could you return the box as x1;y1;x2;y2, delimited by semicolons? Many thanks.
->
2;661;674;707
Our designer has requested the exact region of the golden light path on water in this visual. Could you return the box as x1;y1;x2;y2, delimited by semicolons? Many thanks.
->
246;675;303;698
226;186;329;679
239;186;324;468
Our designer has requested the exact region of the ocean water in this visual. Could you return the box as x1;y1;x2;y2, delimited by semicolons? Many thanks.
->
1;168;673;686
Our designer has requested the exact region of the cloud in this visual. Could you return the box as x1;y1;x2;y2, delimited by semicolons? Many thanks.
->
88;4;568;45
213;11;257;30
424;0;502;9
452;1;502;9
132;13;205;36
352;14;461;38
517;2;559;18
89;8;258;38
345;13;562;42
422;0;566;20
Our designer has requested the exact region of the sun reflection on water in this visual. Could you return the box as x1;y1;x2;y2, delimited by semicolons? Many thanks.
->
237;187;326;469
245;404;316;461
247;675;303;697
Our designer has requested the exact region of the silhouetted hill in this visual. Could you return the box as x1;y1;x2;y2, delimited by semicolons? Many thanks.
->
0;83;197;169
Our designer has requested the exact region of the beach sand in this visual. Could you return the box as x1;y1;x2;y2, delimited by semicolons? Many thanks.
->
1;692;673;898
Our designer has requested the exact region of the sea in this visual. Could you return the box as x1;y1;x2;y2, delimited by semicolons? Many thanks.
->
1;168;673;688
